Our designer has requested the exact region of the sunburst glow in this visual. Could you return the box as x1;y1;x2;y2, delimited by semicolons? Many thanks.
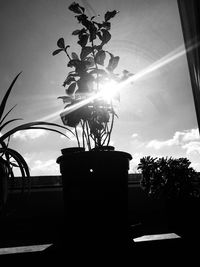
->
99;80;119;103
38;42;199;122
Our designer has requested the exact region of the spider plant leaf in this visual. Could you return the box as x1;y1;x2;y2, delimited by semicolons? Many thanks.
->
0;104;17;126
3;147;31;194
0;121;74;142
0;72;22;122
0;118;23;132
6;147;30;176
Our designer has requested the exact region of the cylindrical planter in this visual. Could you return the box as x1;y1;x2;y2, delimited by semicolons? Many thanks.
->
57;147;132;253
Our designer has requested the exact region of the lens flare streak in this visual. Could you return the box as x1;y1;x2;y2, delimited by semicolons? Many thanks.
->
39;42;199;121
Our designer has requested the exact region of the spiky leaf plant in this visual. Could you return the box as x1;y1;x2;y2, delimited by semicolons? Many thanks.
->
0;72;72;212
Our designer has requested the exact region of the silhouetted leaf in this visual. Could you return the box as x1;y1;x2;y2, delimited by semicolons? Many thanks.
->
95;50;106;65
76;73;94;93
107;54;120;72
57;96;72;104
94;22;103;29
52;48;63;56
89;24;97;42
94;44;103;51
85;57;95;68
0;118;23;133
71;52;79;60
101;29;111;45
0;121;73;142
63;75;76;87
66;82;76;95
57;38;65;49
61;107;83;127
102;22;111;30
104;10;118;22
76;14;89;27
68;2;85;14
67;59;80;68
80;46;93;60
0;104;17;127
0;72;22;123
72;29;81;35
78;34;88;47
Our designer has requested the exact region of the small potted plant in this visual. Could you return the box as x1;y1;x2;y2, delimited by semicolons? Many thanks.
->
0;72;71;217
53;2;132;252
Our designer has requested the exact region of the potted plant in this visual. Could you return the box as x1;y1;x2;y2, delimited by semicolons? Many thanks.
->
137;156;200;237
0;72;71;217
52;2;132;253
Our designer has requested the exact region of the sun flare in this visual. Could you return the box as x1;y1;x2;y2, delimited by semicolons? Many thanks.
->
99;80;119;103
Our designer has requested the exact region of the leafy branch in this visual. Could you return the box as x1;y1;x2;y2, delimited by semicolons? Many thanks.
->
53;2;133;150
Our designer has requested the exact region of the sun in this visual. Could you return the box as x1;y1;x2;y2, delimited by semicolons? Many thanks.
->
99;80;119;103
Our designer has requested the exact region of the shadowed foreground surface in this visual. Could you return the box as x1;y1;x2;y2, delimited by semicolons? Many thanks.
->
0;176;199;264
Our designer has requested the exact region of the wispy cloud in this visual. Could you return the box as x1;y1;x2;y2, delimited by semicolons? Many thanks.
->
13;129;48;140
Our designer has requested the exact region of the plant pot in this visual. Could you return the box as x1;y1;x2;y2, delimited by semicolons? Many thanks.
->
57;147;132;252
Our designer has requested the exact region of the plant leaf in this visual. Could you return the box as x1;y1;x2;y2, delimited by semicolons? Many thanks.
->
52;48;63;56
85;57;95;68
67;59;80;68
0;104;17;126
0;121;74;142
57;96;72;104
68;2;85;14
4;147;30;179
0;118;23;132
101;29;111;45
57;38;65;49
72;29;81;35
71;52;79;60
104;10;118;22
107;55;120;72
63;75;76;87
66;82;76;95
77;34;88;47
0;72;22;123
80;46;93;60
95;50;106;65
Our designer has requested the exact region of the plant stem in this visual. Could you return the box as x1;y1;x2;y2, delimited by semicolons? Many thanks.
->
106;109;115;146
82;121;85;149
86;121;91;150
75;126;80;147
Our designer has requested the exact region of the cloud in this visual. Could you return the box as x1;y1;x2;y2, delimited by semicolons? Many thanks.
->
146;128;200;150
131;133;138;139
147;138;177;150
182;141;200;155
181;128;199;142
30;159;59;176
129;152;144;173
190;162;200;172
13;129;48;140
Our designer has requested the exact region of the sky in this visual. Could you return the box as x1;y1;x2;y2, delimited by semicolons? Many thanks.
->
0;0;200;176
